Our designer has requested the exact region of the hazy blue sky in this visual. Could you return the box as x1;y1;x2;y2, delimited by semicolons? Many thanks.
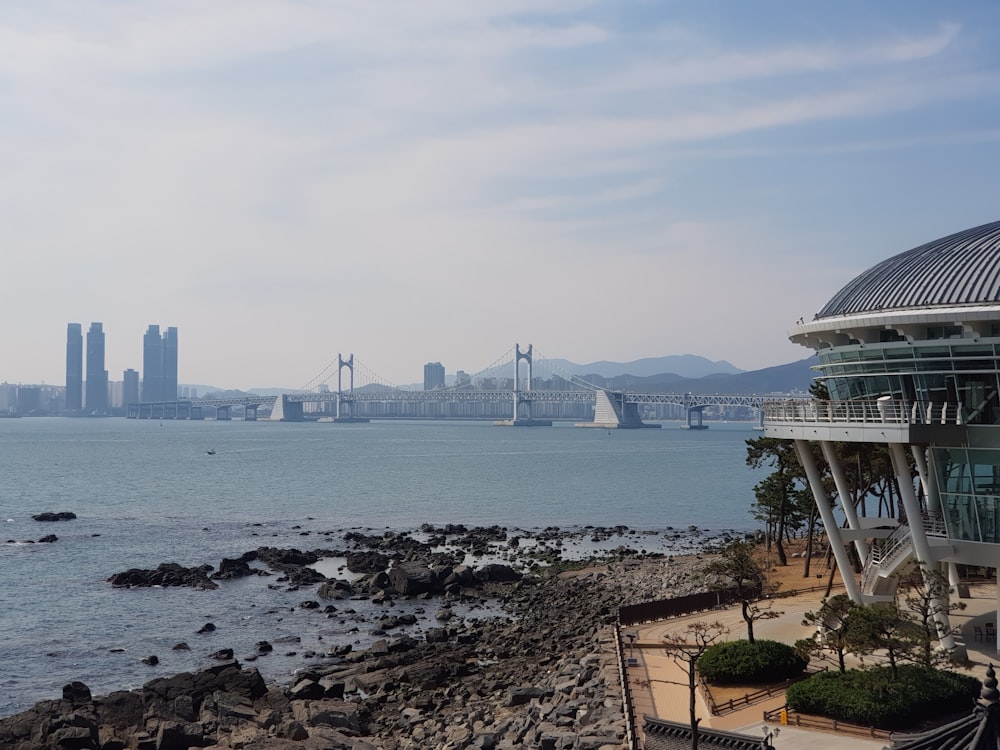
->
4;1;1000;389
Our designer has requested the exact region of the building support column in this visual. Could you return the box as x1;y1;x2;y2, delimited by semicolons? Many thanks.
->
888;443;956;651
795;440;863;603
820;441;869;564
911;446;939;514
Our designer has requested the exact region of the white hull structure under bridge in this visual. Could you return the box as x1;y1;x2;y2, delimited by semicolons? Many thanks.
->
575;389;662;429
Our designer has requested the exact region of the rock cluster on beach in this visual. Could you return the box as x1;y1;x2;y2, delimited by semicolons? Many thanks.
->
2;524;714;749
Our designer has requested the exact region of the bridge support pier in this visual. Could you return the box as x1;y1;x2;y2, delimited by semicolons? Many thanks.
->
681;405;709;430
269;396;302;422
575;390;660;429
216;405;232;421
244;405;257;421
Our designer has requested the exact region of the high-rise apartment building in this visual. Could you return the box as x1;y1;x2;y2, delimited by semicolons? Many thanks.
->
85;322;108;415
123;369;140;408
65;323;83;413
142;325;163;402
162;326;178;401
141;324;178;402
423;362;445;390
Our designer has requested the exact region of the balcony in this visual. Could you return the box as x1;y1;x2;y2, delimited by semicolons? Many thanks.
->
762;399;967;444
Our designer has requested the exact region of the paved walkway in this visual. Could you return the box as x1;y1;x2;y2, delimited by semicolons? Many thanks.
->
625;580;1000;749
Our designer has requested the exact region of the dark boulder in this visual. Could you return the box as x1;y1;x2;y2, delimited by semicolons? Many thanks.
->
318;579;353;599
281;567;327;587
107;562;218;590
62;681;92;705
249;546;322;567
211;557;255;579
345;550;390;573
387;561;440;596
32;511;77;522
475;563;522;583
507;686;553;706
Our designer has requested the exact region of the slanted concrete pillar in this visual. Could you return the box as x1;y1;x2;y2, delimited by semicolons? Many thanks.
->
888;442;955;651
820;441;869;564
795;440;863;603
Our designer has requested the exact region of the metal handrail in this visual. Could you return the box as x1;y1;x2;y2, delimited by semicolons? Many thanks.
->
763;399;964;426
862;525;912;592
921;510;949;538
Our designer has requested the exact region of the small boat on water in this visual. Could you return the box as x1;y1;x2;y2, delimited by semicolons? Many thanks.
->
206;449;216;456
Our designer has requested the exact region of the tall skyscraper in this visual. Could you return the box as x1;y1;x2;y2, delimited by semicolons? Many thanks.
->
85;322;108;415
65;323;83;413
123;369;140;408
142;325;162;402
141;324;179;402
162;326;178;401
423;362;445;390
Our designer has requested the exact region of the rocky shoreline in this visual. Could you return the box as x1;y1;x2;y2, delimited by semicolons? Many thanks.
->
2;523;718;749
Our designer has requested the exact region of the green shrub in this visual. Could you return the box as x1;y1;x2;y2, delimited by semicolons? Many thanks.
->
697;639;808;684
786;665;979;729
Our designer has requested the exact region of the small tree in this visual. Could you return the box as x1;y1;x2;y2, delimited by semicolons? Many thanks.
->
745;438;809;566
662;621;728;750
844;602;920;680
897;565;966;666
800;593;857;673
703;540;781;643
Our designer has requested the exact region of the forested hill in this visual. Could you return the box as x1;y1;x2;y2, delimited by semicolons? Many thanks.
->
574;357;817;395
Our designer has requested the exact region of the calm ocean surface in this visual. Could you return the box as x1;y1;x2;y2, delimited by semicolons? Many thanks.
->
0;418;766;715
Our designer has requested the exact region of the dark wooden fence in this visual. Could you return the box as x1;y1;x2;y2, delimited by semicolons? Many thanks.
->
762;705;892;740
618;587;743;626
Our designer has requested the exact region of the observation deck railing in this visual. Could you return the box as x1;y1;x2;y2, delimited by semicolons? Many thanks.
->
764;399;964;426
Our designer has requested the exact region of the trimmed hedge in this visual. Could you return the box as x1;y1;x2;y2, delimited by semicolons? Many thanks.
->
697;639;808;684
786;665;979;730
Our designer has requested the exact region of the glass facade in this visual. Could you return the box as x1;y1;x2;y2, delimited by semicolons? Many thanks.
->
933;447;1000;544
818;339;1000;425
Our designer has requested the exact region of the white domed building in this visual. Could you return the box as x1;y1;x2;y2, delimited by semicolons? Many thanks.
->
764;219;1000;649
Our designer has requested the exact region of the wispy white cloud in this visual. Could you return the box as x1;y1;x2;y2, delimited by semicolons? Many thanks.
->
0;2;994;385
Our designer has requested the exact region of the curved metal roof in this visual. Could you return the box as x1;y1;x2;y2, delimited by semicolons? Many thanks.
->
817;219;1000;319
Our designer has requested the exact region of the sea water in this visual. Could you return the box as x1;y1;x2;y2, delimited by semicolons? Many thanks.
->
0;418;767;715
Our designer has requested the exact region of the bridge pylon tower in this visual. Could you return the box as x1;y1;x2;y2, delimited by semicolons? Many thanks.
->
334;353;369;424
496;343;552;426
336;353;353;420
514;343;533;420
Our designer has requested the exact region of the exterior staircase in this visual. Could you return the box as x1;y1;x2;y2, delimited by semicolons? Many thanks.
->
861;524;914;601
859;512;951;601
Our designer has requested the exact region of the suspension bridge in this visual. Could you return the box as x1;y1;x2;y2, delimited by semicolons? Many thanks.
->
125;344;797;428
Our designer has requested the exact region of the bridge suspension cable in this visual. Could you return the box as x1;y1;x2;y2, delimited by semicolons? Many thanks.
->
414;345;518;394
351;358;401;392
530;348;603;392
296;356;340;393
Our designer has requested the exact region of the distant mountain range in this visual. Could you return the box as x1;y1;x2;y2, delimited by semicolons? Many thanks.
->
541;354;743;379
194;354;816;399
570;357;816;395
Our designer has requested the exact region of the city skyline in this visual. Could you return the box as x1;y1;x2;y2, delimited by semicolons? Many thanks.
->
4;3;1000;388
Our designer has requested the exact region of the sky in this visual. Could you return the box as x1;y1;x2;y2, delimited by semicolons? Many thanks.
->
4;1;1000;390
